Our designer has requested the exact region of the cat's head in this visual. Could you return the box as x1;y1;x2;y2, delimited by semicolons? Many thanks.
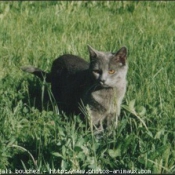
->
88;45;128;88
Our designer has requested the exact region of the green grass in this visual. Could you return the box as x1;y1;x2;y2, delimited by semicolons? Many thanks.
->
0;1;175;173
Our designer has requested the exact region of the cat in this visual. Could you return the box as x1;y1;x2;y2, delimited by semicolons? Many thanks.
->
21;45;128;134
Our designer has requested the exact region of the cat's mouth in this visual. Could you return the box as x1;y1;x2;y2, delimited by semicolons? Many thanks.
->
99;81;111;88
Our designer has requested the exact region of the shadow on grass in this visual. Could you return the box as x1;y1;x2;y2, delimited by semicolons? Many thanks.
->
0;75;59;169
22;76;55;111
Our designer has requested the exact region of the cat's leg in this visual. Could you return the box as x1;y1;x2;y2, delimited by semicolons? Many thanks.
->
114;103;121;128
21;66;51;82
87;109;104;134
107;103;121;131
93;120;104;135
83;104;105;135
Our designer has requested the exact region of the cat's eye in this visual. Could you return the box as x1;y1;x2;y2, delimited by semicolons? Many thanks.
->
93;70;101;74
108;70;115;74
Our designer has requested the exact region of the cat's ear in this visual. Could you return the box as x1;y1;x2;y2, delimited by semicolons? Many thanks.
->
114;47;127;66
87;45;98;59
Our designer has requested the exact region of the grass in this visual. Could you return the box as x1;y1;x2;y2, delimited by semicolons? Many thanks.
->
0;1;175;173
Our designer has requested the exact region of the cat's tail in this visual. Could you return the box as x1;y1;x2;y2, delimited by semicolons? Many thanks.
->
21;66;51;82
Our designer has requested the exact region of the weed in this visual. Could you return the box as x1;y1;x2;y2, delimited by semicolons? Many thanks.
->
0;1;174;173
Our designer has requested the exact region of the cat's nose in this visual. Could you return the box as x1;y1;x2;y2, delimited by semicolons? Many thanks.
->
100;79;105;84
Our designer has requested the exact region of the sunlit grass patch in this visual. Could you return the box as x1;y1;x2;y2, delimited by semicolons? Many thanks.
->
0;1;174;173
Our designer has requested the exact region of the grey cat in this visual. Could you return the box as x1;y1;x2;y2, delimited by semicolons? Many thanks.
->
21;45;128;133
